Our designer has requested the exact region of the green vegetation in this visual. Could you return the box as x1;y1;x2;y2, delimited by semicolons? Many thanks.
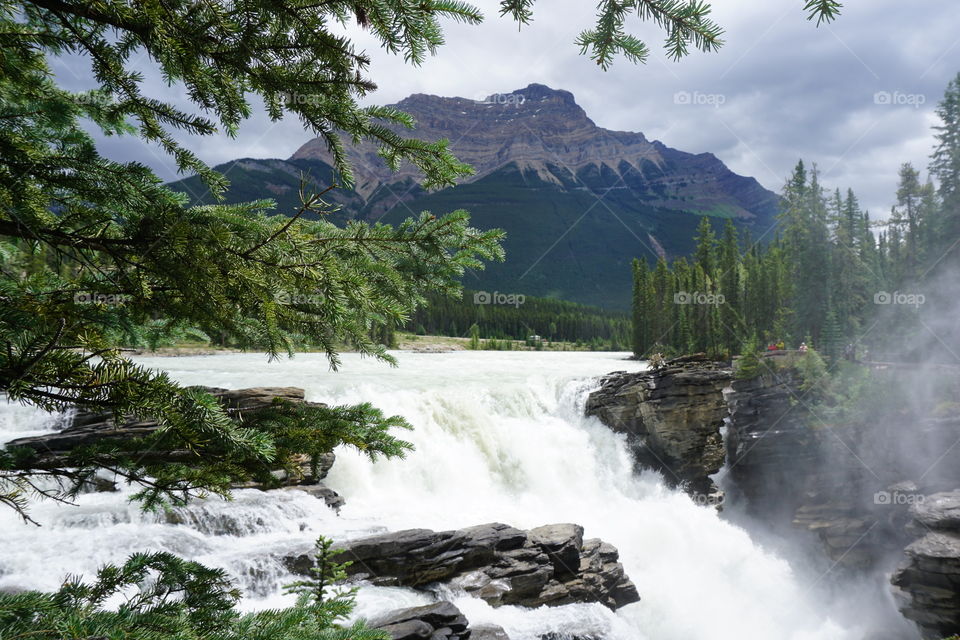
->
0;537;388;640
631;72;960;362
405;290;630;348
1;0;513;523
0;0;846;637
172;156;780;311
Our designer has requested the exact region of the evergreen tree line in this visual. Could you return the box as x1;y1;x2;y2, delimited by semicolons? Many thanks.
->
632;73;960;362
405;290;631;346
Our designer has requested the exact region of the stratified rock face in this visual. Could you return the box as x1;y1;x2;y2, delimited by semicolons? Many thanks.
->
290;84;776;222
585;356;732;497
726;368;817;517
726;365;911;570
284;523;639;611
726;357;960;579
893;491;960;639
8;387;310;457
6;387;344;509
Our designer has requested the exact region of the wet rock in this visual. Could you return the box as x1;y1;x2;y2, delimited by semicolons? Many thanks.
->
279;484;345;512
471;624;510;640
892;491;960;638
7;386;344;510
529;524;583;580
910;490;960;533
369;601;470;640
284;523;639;610
79;475;118;493
8;386;311;459
586;355;731;498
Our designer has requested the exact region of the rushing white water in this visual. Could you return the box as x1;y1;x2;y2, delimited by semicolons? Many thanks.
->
0;351;861;639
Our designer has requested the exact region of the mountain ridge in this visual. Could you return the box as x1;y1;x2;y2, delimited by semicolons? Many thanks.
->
289;83;774;222
168;84;780;309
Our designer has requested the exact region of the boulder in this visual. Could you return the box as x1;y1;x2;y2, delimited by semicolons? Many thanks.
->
370;601;470;640
470;624;510;640
284;523;639;611
278;484;345;512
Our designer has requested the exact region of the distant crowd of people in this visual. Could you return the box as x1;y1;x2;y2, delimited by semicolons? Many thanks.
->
764;340;864;361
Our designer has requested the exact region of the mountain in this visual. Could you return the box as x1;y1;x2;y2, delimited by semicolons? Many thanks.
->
168;84;779;310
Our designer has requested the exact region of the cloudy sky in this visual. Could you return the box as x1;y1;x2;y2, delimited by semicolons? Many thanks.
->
58;0;958;216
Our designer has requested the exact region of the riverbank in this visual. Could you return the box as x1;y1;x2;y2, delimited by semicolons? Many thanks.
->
124;333;623;356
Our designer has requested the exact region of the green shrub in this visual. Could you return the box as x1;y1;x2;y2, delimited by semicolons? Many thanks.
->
0;537;387;640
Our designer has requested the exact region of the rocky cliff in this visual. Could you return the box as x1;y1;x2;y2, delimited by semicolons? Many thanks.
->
893;491;960;638
585;354;731;499
724;361;897;568
588;354;960;637
291;84;776;222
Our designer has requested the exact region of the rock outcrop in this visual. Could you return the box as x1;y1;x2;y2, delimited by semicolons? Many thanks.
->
893;491;960;639
587;352;960;633
6;387;345;510
370;601;474;640
369;601;510;640
585;355;731;498
725;357;960;571
285;523;639;611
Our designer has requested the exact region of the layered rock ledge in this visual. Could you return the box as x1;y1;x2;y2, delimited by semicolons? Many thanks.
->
6;387;344;510
285;522;639;610
585;354;731;497
893;491;960;638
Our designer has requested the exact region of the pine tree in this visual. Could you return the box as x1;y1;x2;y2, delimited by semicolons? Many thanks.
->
718;219;742;352
0;0;518;519
930;72;960;266
0;537;388;640
631;258;649;356
693;217;718;279
893;163;924;278
468;323;481;350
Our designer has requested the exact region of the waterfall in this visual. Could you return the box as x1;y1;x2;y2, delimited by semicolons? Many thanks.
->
0;351;859;639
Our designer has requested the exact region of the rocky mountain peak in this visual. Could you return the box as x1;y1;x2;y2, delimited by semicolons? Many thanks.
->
290;84;663;198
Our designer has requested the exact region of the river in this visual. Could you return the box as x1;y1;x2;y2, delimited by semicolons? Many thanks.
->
0;351;861;639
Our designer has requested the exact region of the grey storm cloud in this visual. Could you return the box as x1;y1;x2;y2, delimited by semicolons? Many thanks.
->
56;0;959;217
